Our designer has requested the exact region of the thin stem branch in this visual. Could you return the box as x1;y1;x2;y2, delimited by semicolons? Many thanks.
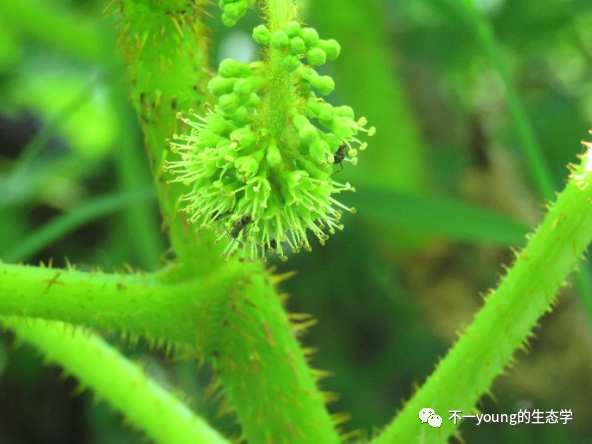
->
374;145;592;442
9;317;229;444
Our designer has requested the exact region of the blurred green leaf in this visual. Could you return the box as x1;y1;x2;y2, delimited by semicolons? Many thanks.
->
13;69;118;159
348;187;529;245
2;187;155;263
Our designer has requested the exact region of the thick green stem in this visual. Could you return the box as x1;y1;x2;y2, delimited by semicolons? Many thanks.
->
260;0;298;148
116;0;221;275
0;261;236;353
9;318;228;444
266;0;297;31
374;144;592;442
214;266;340;443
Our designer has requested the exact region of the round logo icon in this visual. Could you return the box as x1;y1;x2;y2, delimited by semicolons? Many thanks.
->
419;408;435;423
428;414;443;428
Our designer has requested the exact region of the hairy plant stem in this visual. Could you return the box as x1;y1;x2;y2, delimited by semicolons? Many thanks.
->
375;144;592;442
9;317;228;444
213;267;341;442
116;0;220;276
0;261;235;353
266;0;297;31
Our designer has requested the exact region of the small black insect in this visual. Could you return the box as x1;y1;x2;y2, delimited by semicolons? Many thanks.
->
211;210;229;221
230;213;252;239
331;144;347;176
269;238;277;250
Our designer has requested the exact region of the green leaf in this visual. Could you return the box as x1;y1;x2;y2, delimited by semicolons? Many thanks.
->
347;187;529;245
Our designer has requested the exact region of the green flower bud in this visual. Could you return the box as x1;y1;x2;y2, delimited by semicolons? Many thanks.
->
216;145;235;168
218;93;241;114
279;170;306;205
318;39;341;60
333;121;353;140
244;92;261;108
300;27;319;48
306;47;327;66
221;0;248;26
271;31;290;50
233;77;257;97
309;139;330;164
196;131;224;147
252;24;271;44
216;138;233;151
221;14;237;27
318;103;335;123
309;75;335;95
305;101;323;117
317;131;339;147
218;58;251;78
297;155;330;180
294;204;311;220
292;113;310;130
282;54;301;72
230;127;256;149
208;76;236;96
289;37;306;55
250;61;265;71
234;155;260;181
206;114;236;135
266;140;282;169
223;2;242;19
228;106;250;125
299;124;319;144
334;105;355;118
201;159;220;178
284;21;301;38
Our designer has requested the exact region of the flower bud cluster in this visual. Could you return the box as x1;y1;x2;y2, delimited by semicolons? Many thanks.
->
219;0;251;27
165;20;375;262
252;21;341;72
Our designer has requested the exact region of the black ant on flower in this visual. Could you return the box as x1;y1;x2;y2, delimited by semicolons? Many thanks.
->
330;144;347;177
229;213;252;239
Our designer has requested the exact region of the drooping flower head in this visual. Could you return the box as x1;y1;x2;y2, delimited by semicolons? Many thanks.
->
165;19;375;262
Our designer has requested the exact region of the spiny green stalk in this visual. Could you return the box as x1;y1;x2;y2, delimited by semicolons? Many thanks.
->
266;0;296;30
374;142;592;443
213;266;341;442
9;317;228;444
115;0;220;276
0;261;237;353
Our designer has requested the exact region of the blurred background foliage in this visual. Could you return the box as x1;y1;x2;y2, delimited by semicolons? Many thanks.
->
1;0;592;442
